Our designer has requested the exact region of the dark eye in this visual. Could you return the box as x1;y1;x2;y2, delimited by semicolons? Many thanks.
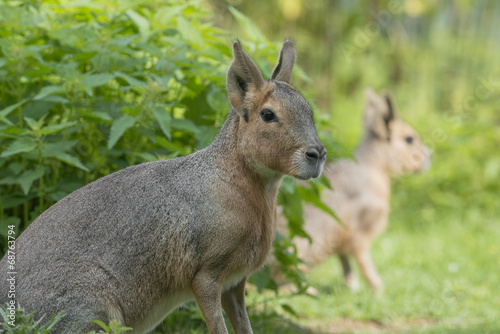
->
405;136;414;144
260;109;278;123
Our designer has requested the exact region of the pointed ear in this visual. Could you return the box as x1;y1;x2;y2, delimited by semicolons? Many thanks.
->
271;40;296;83
363;88;395;140
226;41;265;120
384;92;398;121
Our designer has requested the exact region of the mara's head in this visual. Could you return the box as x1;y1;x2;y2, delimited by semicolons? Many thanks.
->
226;40;326;180
362;88;431;175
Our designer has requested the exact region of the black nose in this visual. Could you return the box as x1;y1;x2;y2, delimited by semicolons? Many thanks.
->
305;146;327;162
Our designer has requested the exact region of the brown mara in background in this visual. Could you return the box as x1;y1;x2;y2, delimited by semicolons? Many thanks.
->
276;89;431;293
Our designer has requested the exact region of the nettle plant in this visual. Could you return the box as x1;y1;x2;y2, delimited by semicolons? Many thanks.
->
0;1;338;300
0;0;232;234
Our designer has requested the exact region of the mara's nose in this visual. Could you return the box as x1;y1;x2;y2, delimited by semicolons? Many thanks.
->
305;146;327;162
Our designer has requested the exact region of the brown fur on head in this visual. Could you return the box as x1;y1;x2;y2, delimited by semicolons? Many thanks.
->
361;88;431;175
226;41;326;180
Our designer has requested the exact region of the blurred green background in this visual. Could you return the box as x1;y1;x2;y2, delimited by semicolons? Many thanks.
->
0;0;499;333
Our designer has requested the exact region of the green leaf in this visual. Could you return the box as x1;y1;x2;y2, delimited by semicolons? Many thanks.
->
41;95;69;104
42;140;79;155
155;136;191;155
8;161;28;175
45;311;66;330
249;266;275;292
18;167;45;195
108;319;133;333
151;105;172;140
108;116;136;149
228;7;266;42
0;100;25;125
0;137;37;158
33;85;67;100
137;152;157;162
91;320;110;332
116;0;150;12
0;167;45;194
0;195;31;209
126;9;151;41
0;57;8;68
114;71;147;88
81;73;115;88
206;85;228;112
177;17;203;49
194;126;218;150
280;186;309;241
281;303;299;318
91;111;113;121
47;151;89;172
296;185;341;223
151;5;186;29
40;121;78;135
171;118;199;135
24;117;40;130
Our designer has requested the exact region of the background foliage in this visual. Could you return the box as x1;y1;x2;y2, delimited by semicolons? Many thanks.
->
0;0;231;244
1;0;500;333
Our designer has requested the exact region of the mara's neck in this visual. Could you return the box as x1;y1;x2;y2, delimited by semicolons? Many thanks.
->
208;109;283;199
355;137;387;171
354;136;392;189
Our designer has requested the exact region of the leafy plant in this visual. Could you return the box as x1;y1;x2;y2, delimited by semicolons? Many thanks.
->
0;303;64;333
87;320;132;334
0;0;232;244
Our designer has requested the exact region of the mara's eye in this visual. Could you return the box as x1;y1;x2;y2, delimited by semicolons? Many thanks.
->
405;136;414;144
260;109;278;123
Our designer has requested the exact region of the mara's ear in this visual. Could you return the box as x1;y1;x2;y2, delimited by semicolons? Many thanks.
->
271;40;296;83
363;88;396;141
226;41;265;120
383;92;398;121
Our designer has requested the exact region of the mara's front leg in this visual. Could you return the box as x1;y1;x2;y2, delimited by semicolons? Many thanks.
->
352;246;384;293
339;253;360;292
191;272;229;334
221;277;253;334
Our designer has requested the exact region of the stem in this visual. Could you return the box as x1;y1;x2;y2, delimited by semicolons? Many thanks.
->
13;205;18;221
38;177;44;213
0;195;4;221
23;201;29;228
18;105;23;128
